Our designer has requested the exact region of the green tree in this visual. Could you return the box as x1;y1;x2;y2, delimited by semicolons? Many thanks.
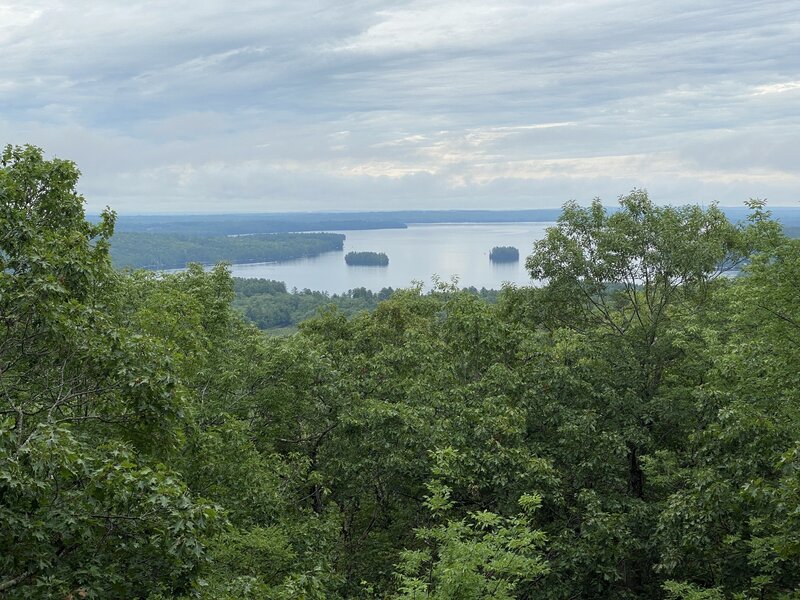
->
523;190;774;594
655;233;800;598
0;145;221;597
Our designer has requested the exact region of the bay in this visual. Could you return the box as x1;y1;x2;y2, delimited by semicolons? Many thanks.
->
228;222;554;293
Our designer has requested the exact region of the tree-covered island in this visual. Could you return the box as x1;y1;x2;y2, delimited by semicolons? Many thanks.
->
490;245;520;262
344;250;389;266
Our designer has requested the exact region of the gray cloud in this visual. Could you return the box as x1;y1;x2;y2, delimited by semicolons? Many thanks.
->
1;0;798;212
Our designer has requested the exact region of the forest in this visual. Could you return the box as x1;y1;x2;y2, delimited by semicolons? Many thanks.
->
110;231;345;269
2;144;800;599
232;279;393;332
231;278;500;333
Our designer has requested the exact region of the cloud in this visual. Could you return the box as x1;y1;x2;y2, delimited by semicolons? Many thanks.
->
752;81;800;96
0;0;798;212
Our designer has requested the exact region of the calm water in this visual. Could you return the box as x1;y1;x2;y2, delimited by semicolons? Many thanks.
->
228;222;553;293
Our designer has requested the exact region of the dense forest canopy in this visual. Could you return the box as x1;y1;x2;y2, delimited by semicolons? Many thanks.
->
2;144;800;599
232;279;394;332
230;278;500;333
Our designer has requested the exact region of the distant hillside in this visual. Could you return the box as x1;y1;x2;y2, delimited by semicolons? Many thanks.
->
100;206;800;236
107;209;566;235
112;215;407;235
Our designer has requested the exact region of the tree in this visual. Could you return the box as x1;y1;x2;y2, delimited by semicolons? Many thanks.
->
526;190;766;489
0;145;221;597
393;488;549;599
654;232;800;598
524;190;775;593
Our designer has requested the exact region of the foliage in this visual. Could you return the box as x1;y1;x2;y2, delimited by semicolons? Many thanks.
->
232;280;395;331
393;452;549;599
4;149;800;599
0;145;222;597
231;278;500;332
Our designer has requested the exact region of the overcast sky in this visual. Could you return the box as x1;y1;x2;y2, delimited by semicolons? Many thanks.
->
2;1;799;213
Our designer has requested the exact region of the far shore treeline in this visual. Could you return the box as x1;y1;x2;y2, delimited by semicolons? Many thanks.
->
104;209;570;235
97;207;800;236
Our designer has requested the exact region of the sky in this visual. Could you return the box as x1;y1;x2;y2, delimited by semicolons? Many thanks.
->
1;0;799;213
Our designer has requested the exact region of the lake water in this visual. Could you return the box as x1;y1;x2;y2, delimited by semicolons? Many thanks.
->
228;222;554;293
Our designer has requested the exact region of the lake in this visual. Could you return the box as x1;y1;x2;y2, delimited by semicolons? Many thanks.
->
228;222;554;293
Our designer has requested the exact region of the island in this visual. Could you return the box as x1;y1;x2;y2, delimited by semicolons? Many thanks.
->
489;246;520;263
345;251;389;266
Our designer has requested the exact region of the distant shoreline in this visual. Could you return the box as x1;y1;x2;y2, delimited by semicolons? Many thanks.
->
94;206;800;236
